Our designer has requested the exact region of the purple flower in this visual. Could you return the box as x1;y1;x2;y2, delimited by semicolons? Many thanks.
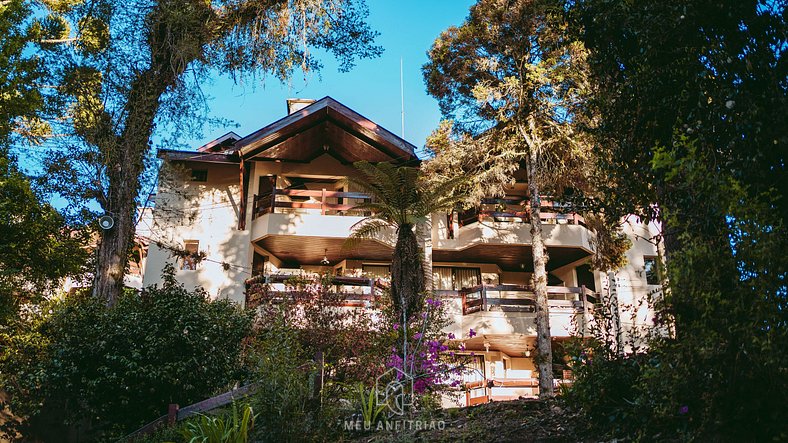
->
393;323;399;330
427;298;442;307
679;405;689;415
468;328;477;338
447;332;456;340
414;332;423;340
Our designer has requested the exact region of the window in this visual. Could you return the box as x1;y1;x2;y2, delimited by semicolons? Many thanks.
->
181;240;200;270
433;267;481;290
191;169;208;182
644;256;660;285
362;265;390;279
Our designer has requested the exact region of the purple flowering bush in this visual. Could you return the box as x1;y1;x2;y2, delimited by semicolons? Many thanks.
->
380;295;468;406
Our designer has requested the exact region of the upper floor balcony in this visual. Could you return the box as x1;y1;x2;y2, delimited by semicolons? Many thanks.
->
252;188;371;219
435;196;595;254
247;185;398;255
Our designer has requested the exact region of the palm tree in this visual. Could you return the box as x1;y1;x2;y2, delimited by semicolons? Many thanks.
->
346;161;466;321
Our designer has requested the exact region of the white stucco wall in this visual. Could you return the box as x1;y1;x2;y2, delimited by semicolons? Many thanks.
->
595;216;662;346
142;161;251;303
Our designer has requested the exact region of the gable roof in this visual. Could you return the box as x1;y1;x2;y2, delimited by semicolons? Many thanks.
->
197;131;241;153
236;97;418;164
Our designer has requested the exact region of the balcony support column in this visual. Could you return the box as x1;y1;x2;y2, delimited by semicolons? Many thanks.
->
238;158;249;230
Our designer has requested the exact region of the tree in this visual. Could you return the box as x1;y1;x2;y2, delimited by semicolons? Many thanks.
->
0;155;88;323
0;0;47;144
423;0;593;398
30;0;382;306
565;0;788;438
346;161;465;381
1;1;87;322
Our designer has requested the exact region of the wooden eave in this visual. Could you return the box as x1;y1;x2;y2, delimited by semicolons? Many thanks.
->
236;97;418;164
157;149;240;164
196;131;241;152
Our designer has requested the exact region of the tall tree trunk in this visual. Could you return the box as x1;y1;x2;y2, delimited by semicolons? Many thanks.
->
605;271;623;356
527;150;554;398
92;68;176;305
390;223;425;319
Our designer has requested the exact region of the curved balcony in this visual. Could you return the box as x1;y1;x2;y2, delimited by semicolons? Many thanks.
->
438;285;596;338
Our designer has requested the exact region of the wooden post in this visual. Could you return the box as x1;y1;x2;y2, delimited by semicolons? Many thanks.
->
321;188;326;215
238;159;246;230
269;179;277;214
481;285;488;312
312;350;325;411
167;404;179;426
581;285;589;335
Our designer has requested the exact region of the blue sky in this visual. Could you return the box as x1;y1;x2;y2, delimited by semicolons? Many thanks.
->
182;0;474;158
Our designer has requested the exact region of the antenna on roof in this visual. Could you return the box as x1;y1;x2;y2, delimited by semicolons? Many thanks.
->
400;57;405;139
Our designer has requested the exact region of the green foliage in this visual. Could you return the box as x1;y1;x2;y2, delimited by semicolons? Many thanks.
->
0;154;88;322
348;161;466;320
246;307;335;442
563;339;658;439
0;266;254;440
0;0;50;144
357;383;386;428
132;422;186;443
583;213;631;271
564;1;788;440
180;403;256;443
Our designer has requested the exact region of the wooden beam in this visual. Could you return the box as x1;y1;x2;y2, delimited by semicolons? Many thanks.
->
238;158;247;230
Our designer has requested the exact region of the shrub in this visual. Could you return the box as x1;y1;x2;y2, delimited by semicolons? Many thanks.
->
0;266;254;441
180;402;256;443
246;307;348;442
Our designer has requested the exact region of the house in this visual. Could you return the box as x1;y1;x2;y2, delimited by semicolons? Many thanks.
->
141;97;661;404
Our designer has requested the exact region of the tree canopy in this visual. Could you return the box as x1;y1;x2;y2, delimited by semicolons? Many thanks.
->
20;0;382;305
565;0;788;439
423;0;596;397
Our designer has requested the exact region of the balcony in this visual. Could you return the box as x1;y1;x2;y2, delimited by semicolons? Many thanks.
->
244;273;387;309
449;284;596;315
437;285;596;338
434;198;595;263
456;197;588;229
248;187;398;254
252;188;371;219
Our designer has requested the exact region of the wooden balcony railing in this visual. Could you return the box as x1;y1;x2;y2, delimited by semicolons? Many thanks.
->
456;284;596;315
244;273;386;309
458;197;587;228
252;188;371;219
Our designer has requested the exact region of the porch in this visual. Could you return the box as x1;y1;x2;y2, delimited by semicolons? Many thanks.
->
244;272;387;309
